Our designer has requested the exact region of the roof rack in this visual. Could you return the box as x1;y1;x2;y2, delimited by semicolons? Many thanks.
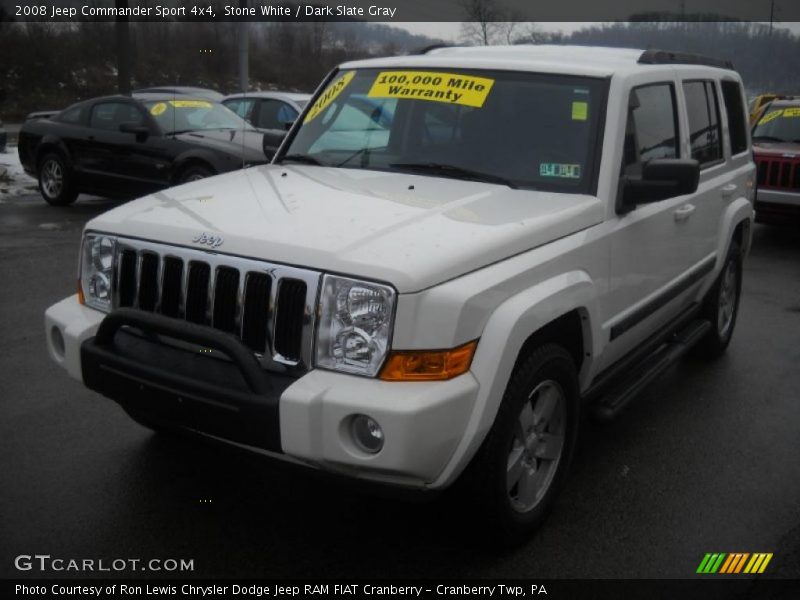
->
638;49;734;70
413;43;454;55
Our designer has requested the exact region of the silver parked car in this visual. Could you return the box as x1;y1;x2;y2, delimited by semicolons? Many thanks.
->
222;92;311;157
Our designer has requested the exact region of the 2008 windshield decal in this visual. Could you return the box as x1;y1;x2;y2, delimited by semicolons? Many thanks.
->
304;71;356;123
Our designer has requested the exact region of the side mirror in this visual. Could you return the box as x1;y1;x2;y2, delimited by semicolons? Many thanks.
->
620;158;700;211
119;122;150;142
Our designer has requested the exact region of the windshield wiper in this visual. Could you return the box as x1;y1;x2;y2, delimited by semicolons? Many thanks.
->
752;135;788;143
389;162;518;189
280;154;322;165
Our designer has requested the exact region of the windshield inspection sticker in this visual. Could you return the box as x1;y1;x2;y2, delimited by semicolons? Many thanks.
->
304;70;356;123
540;163;582;179
150;102;167;116
169;100;212;109
572;101;588;121
368;71;495;108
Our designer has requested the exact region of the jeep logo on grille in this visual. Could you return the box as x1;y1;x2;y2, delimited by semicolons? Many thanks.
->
192;232;224;248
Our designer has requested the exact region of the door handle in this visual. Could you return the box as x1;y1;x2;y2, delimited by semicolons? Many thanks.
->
674;204;696;222
721;183;737;198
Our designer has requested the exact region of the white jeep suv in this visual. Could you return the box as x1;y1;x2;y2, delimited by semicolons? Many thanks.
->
45;46;755;541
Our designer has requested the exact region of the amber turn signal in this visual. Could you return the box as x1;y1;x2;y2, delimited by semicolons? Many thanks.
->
379;340;478;381
77;279;85;305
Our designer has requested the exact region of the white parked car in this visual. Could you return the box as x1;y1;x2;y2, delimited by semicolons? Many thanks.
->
45;46;755;541
222;91;311;157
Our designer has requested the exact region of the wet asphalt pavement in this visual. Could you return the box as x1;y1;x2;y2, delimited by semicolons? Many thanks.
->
1;191;799;581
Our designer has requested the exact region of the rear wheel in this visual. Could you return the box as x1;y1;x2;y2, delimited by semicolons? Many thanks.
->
693;240;742;359
462;344;580;544
38;153;77;206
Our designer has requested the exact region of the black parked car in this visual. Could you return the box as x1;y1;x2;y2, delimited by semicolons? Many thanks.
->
18;94;268;206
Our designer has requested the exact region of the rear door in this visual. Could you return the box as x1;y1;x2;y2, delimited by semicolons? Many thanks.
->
676;79;728;272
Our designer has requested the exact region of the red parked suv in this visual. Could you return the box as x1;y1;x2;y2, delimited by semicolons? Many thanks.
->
752;98;800;224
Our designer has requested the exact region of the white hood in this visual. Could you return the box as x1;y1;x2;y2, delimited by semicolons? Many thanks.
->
89;165;604;293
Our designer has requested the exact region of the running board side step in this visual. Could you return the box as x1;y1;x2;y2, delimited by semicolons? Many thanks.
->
591;319;712;421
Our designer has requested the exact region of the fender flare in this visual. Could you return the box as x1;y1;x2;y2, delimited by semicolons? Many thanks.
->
716;196;753;264
431;270;600;488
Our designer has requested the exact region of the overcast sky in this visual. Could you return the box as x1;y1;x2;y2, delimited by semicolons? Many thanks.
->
394;21;800;42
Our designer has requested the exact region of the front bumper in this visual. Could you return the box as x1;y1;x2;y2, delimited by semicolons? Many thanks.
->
45;296;479;489
755;188;800;225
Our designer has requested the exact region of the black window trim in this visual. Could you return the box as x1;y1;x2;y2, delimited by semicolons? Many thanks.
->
682;78;725;171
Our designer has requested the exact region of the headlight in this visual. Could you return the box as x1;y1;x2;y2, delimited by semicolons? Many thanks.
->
315;275;396;377
80;233;117;312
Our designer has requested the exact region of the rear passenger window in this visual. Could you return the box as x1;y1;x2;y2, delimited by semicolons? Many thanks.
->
721;80;748;155
683;81;723;167
622;83;678;176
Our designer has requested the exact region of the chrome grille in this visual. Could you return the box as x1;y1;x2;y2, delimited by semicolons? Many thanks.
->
112;238;321;372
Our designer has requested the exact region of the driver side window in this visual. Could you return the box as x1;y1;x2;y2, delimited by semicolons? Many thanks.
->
90;102;144;131
622;83;679;177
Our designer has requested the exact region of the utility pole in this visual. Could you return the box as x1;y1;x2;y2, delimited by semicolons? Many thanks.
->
238;0;249;92
769;0;775;35
115;0;131;94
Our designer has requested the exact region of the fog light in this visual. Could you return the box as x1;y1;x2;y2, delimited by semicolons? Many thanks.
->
351;415;384;454
51;326;65;359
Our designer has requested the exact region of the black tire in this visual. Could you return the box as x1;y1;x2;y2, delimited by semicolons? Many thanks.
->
461;343;580;545
37;152;78;206
692;240;743;359
177;164;213;184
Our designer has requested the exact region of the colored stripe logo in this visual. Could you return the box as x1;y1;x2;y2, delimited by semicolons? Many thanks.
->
697;553;773;574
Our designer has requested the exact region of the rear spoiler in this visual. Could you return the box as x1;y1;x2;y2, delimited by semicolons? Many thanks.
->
25;110;59;122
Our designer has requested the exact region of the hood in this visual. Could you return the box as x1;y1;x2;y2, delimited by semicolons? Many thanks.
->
174;128;266;163
88;165;604;293
753;142;800;158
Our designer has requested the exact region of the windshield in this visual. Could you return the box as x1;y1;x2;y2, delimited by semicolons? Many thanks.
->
144;99;251;134
752;106;800;143
281;68;606;192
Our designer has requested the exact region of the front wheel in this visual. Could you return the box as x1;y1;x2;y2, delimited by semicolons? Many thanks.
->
38;153;78;206
693;240;742;359
462;344;580;544
177;164;213;184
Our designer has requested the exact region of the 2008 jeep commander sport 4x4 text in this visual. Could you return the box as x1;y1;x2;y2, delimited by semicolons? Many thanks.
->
45;46;755;541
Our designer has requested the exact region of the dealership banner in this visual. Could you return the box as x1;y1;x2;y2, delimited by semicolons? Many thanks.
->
5;579;800;599
2;0;800;23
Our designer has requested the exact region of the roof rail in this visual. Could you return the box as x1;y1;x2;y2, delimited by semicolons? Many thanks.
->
413;43;454;55
638;49;734;70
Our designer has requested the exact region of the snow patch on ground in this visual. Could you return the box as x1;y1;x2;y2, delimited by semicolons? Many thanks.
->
0;147;38;199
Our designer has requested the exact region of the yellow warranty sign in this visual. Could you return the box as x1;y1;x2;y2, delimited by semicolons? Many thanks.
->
150;102;167;116
304;71;356;123
759;109;783;125
368;71;494;108
169;100;212;109
783;107;800;118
